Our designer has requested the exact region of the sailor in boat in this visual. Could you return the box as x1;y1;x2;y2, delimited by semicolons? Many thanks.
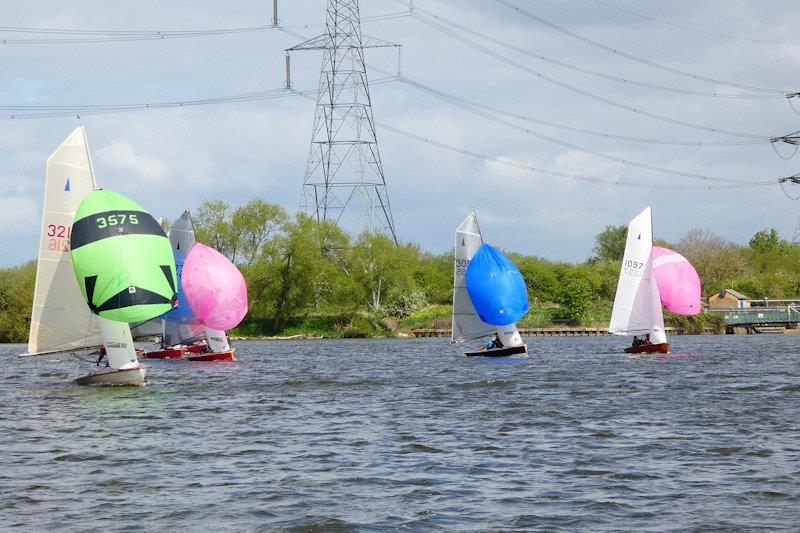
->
484;333;504;351
95;346;109;368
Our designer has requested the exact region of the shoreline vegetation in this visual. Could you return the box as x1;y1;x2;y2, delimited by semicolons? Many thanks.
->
1;199;796;343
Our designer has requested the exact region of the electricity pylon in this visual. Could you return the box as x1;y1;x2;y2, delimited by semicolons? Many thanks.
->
287;0;399;243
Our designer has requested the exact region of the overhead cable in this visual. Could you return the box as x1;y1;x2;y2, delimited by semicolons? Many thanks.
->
411;14;771;140
493;0;791;95
289;88;777;192
407;4;782;100
590;0;800;46
0;11;410;44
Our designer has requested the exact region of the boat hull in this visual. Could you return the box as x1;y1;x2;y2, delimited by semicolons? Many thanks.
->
186;348;236;362
75;365;147;386
624;342;669;354
144;346;184;359
185;343;206;354
465;344;528;358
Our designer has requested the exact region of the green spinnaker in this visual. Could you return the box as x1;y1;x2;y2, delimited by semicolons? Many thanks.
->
70;189;178;323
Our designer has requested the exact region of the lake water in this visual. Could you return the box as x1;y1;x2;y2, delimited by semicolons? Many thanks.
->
1;336;799;531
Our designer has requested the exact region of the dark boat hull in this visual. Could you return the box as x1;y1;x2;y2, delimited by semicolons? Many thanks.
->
464;344;528;358
624;342;669;354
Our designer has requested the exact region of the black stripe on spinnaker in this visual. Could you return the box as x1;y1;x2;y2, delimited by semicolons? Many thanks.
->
71;210;166;250
84;276;98;312
161;264;177;299
96;286;173;313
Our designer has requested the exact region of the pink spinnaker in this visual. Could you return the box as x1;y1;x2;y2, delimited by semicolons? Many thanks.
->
181;243;248;330
651;246;701;315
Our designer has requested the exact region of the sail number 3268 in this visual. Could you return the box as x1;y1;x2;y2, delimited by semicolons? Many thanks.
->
96;213;139;229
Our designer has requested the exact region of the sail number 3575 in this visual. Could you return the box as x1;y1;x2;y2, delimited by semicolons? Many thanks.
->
96;213;139;229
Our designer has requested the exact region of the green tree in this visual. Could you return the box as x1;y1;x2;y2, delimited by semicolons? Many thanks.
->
676;228;746;294
592;225;627;262
553;277;592;324
0;261;36;342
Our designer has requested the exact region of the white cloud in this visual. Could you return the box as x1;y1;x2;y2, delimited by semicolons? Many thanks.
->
95;139;168;182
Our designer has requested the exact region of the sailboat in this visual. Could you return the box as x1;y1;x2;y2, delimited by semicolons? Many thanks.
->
70;188;178;384
145;210;206;359
451;211;529;357
609;207;669;354
181;243;248;361
22;127;161;385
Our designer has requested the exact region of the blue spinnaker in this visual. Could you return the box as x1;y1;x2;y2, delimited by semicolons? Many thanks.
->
161;249;204;345
465;243;528;326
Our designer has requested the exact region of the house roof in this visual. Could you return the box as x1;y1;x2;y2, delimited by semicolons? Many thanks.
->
719;289;749;300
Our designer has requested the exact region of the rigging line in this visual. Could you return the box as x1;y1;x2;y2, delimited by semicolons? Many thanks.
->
289;89;776;191
412;15;771;140
413;15;771;140
590;0;800;46
493;0;790;95
368;66;765;147
394;74;762;184
408;5;781;100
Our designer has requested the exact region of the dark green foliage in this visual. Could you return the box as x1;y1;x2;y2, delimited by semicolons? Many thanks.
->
665;312;725;335
553;278;593;324
0;261;36;342
1;208;795;341
592;225;627;262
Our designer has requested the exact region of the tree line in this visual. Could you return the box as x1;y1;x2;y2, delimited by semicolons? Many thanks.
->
0;198;796;342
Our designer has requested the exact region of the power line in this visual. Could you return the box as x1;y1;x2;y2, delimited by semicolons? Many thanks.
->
405;3;783;100
590;0;800;46
289;88;777;192
410;13;772;140
0;79;397;119
0;11;410;44
494;0;792;95
375;69;765;147
390;73;767;184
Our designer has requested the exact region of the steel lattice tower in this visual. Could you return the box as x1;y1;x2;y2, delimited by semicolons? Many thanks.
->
287;0;399;242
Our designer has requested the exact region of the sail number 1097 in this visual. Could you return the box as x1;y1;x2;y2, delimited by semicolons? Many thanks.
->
96;213;139;229
623;259;644;277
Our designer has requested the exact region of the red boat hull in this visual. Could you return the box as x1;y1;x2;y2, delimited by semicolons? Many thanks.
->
186;348;236;362
624;342;670;354
144;346;185;359
185;344;207;354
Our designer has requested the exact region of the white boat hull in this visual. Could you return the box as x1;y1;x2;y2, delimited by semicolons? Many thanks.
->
75;365;147;386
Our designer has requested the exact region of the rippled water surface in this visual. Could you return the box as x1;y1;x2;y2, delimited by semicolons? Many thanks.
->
2;336;799;531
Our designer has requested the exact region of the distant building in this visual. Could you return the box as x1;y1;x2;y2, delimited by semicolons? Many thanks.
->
708;289;750;309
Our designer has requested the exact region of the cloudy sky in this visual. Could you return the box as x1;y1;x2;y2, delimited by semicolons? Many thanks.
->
1;0;799;266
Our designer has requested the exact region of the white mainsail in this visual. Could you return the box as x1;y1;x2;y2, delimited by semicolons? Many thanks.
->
98;318;140;370
609;207;666;342
452;211;495;343
27;127;101;355
205;328;231;352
